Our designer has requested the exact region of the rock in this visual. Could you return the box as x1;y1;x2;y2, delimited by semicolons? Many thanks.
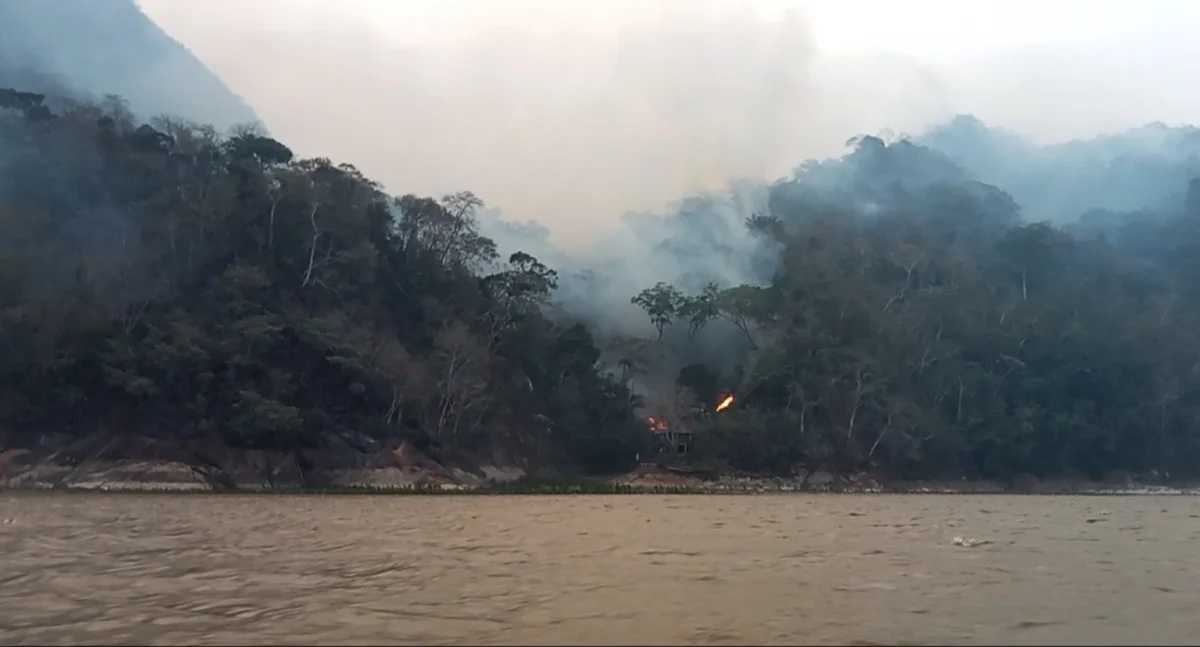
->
803;470;836;490
951;536;991;548
0;448;36;478
1009;472;1042;493
3;453;78;488
0;431;528;492
3;457;212;491
480;465;525;483
65;460;212;491
214;450;305;490
298;434;370;472
847;471;882;491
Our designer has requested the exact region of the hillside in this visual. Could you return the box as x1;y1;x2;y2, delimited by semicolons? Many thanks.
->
0;0;259;129
3;87;1200;489
918;115;1200;223
625;133;1200;482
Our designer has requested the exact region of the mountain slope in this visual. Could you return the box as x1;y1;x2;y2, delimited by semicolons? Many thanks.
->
918;115;1200;222
0;0;259;130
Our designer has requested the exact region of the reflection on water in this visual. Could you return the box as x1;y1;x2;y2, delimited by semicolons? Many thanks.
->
1;493;1199;645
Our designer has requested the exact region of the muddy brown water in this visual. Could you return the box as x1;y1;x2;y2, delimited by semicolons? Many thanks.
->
1;494;1198;646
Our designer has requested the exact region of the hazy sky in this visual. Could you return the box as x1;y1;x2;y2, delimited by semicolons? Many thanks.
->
136;0;1200;246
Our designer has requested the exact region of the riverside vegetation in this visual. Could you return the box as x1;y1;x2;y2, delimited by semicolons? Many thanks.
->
3;88;1200;490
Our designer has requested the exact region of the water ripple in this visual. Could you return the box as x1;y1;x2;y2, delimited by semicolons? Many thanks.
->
0;494;1198;645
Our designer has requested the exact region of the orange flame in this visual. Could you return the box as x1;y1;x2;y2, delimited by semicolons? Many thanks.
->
715;394;735;412
646;415;668;431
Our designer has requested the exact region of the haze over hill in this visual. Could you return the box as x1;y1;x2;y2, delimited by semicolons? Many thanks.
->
4;0;1200;488
136;0;1200;247
0;0;259;130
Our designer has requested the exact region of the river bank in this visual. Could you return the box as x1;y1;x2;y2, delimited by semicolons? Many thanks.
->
2;434;1198;495
3;457;1197;496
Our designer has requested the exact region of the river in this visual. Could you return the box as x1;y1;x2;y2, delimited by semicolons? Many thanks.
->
1;493;1198;645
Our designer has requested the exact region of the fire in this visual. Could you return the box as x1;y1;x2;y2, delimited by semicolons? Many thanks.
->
715;394;735;412
646;415;668;431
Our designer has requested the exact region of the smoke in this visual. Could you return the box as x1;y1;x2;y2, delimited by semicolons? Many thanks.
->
918;116;1200;224
13;0;1200;394
135;0;959;349
136;0;954;249
0;0;259;130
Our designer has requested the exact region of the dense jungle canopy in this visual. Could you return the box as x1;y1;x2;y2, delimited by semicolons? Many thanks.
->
4;88;1200;481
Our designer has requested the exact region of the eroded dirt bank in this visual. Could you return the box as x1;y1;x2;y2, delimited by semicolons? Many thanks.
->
2;434;1198;494
609;464;1200;495
0;434;525;492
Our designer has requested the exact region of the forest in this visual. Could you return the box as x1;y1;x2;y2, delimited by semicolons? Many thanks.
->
3;87;1200;482
0;88;650;477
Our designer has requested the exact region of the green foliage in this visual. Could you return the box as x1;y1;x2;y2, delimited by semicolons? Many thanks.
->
7;88;1200;484
631;136;1200;481
675;283;720;340
630;282;684;339
0;88;645;475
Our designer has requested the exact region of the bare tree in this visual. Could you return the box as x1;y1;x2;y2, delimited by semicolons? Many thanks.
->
430;322;493;439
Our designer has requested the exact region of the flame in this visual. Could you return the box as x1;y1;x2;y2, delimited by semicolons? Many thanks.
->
646;415;668;431
715;394;735;412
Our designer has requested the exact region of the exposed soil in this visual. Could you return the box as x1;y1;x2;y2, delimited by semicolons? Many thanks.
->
2;434;1198;495
0;433;525;492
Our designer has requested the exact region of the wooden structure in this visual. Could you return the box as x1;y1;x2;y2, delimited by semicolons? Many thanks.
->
646;415;693;457
656;427;692;456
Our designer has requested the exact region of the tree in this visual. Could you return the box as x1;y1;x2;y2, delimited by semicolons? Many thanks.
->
676;282;721;340
0;86;644;480
8;83;1200;486
429;322;492;439
480;251;558;345
714;285;773;349
631;282;684;339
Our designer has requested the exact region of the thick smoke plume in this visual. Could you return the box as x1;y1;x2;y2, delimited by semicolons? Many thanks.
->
137;0;955;247
134;0;958;354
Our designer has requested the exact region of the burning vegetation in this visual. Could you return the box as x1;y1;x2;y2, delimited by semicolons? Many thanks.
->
645;392;735;432
714;394;735;412
10;65;1200;487
643;392;737;463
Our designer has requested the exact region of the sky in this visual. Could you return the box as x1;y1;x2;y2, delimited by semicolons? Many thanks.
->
136;0;1200;247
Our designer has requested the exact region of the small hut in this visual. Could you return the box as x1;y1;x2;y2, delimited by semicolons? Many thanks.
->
646;415;692;457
